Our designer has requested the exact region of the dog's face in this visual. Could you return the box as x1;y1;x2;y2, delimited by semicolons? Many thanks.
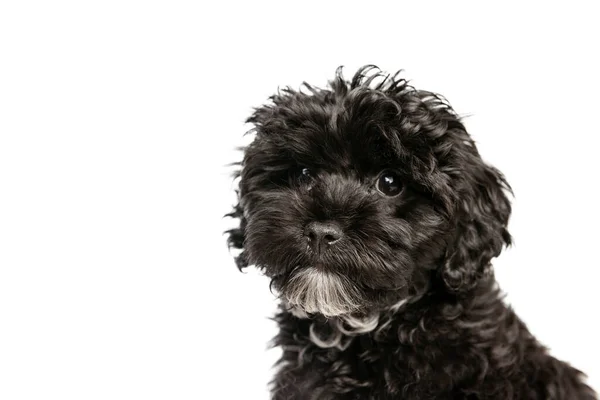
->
228;67;512;317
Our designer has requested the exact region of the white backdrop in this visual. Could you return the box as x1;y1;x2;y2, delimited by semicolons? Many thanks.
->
1;1;599;399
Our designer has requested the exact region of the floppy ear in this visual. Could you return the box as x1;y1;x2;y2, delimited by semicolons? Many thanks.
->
225;174;249;271
441;143;512;293
225;100;282;271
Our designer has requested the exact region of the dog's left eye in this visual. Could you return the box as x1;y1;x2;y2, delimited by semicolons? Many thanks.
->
377;170;403;196
300;167;312;178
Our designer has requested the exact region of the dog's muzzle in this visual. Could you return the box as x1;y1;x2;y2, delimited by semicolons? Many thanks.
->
304;221;343;255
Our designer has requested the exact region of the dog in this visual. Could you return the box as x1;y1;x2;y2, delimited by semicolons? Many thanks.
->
226;66;596;399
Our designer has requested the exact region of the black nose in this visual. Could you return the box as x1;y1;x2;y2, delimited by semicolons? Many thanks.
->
304;221;343;251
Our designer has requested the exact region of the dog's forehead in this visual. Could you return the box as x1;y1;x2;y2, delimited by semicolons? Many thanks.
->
270;105;401;173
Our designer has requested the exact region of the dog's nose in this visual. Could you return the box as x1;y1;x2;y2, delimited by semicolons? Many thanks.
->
304;221;343;251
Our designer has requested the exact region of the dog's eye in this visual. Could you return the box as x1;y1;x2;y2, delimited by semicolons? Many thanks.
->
300;167;312;178
290;166;314;185
377;170;403;196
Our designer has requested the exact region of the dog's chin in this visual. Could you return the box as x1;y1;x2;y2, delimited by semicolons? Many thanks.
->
282;267;363;318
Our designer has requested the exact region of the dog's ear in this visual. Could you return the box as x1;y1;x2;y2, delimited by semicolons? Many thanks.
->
396;89;512;292
441;140;512;293
226;174;249;271
225;101;279;271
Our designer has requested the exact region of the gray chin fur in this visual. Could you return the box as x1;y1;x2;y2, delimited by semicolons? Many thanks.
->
283;268;362;318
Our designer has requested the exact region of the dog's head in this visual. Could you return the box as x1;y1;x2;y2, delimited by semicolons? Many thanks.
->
227;66;511;317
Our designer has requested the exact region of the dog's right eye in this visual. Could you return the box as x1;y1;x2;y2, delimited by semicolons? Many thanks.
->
290;166;313;185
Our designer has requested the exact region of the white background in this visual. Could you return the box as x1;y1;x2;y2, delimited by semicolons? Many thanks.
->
1;1;599;399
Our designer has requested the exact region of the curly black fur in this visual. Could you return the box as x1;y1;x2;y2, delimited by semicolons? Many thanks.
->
226;66;596;399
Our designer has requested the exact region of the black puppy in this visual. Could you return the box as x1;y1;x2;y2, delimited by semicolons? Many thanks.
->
227;66;596;399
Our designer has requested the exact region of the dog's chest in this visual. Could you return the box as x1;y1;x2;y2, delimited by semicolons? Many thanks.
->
273;316;465;400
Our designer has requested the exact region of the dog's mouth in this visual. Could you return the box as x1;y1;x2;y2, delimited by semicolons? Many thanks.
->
312;262;329;271
281;267;363;317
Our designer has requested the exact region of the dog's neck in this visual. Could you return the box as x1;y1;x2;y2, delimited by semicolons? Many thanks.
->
283;285;429;351
282;274;504;352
